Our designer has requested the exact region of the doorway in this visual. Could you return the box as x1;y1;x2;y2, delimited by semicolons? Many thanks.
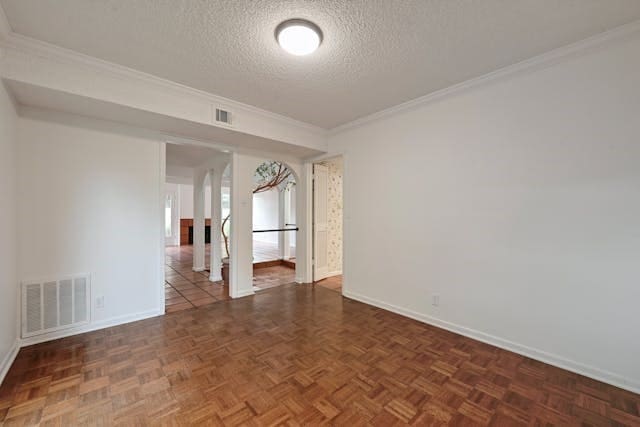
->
164;187;180;247
312;157;343;292
163;143;232;313
251;160;298;291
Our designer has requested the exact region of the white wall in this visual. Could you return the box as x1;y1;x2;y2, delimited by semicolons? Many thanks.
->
329;34;640;392
18;110;164;339
177;184;201;219
179;183;230;220
179;183;195;218
252;189;279;244
0;82;18;382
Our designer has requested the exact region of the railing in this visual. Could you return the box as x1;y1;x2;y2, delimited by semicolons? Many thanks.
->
252;227;299;233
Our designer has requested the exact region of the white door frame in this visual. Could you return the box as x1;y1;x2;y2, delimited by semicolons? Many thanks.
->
158;143;167;314
164;188;180;246
309;154;345;289
312;163;329;281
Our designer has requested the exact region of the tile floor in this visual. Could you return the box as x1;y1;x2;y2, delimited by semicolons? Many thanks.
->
164;246;230;313
165;244;304;312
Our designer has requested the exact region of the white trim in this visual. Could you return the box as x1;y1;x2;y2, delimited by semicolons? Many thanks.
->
0;3;11;38
1;308;163;385
1;15;639;142
343;290;640;394
327;270;342;277
158;143;167;314
19;309;163;347
208;273;223;282
0;32;326;137
301;163;314;283
231;289;255;299
330;19;640;136
0;341;19;385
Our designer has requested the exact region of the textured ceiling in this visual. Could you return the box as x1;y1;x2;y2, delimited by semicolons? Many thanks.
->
2;1;640;129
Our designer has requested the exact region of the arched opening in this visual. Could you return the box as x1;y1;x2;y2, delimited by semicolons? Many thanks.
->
250;160;298;291
163;144;232;312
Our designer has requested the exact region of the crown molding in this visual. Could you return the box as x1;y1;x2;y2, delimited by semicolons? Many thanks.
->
330;19;640;136
3;7;639;140
0;31;327;137
0;3;10;38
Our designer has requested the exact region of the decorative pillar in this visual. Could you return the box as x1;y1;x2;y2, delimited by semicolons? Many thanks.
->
209;168;223;281
278;189;286;260
297;163;313;283
284;189;292;259
229;153;255;298
192;172;206;271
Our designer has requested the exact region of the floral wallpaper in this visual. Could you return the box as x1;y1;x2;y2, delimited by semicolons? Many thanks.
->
322;158;343;274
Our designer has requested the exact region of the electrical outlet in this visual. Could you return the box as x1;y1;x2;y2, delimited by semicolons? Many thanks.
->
96;296;105;309
432;294;440;307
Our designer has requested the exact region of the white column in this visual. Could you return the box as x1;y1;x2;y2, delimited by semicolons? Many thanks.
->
283;189;292;259
296;163;313;283
192;172;206;271
229;153;255;298
278;189;286;260
209;168;223;281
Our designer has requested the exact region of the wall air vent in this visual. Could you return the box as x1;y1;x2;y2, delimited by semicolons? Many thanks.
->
21;274;90;338
215;108;232;125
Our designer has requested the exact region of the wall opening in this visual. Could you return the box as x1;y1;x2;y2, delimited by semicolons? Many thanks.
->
312;156;343;293
250;160;298;291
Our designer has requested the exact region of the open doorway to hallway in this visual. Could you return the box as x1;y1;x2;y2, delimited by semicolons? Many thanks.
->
312;157;343;293
250;161;298;291
164;143;231;313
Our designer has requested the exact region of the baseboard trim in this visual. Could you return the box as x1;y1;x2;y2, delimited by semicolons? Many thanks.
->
327;270;342;277
342;290;640;394
232;289;255;299
19;309;164;347
1;309;163;385
0;341;20;385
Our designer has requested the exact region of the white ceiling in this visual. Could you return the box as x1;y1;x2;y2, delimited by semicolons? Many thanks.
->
166;143;223;169
2;1;640;129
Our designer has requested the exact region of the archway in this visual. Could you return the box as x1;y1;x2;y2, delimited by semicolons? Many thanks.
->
250;160;298;291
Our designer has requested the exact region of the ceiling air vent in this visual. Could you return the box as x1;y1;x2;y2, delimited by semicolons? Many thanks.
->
215;108;232;125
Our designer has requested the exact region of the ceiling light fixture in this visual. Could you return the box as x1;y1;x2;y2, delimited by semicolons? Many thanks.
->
275;19;322;56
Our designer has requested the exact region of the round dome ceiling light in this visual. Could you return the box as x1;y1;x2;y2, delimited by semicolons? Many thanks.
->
275;19;322;56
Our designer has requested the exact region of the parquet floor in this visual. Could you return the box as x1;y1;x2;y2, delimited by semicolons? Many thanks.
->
253;266;296;291
314;275;342;293
252;240;296;264
2;284;639;426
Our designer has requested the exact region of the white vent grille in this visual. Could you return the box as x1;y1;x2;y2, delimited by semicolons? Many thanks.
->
215;108;232;125
21;275;90;338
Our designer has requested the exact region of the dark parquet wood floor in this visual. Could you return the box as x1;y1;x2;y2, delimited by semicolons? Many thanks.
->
1;284;639;426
